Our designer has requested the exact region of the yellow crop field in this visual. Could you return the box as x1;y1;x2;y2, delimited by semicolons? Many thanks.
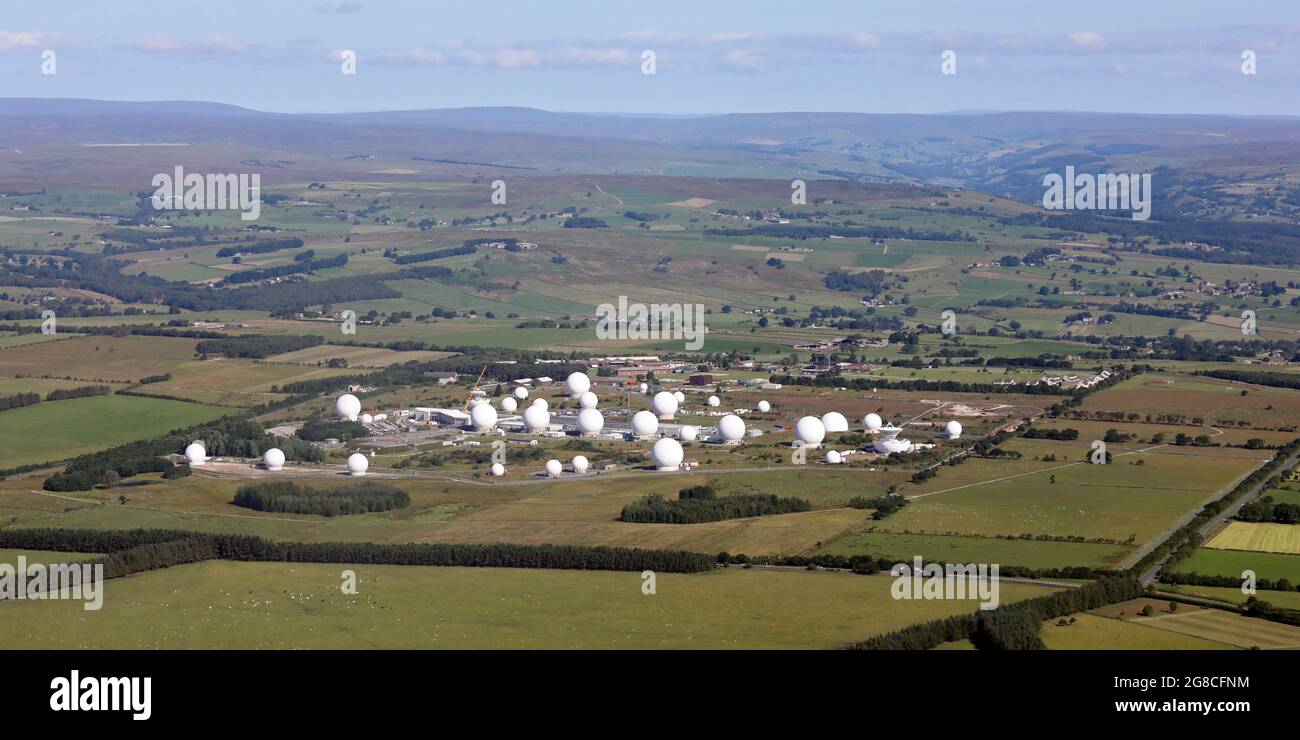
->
1206;521;1300;554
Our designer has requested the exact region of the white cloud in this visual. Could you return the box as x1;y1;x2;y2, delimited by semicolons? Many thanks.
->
0;30;48;51
495;49;541;69
1066;31;1107;52
721;49;766;73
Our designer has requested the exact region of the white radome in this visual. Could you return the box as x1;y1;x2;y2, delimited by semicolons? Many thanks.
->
490;462;505;477
572;455;589;474
826;450;843;464
470;403;498;431
707;395;720;407
864;413;883;432
360;413;374;425
263;448;285;471
638;383;649;394
565;372;591;397
346;453;369;476
795;416;826;448
577;408;604;435
513;386;529;400
631;410;659;438
757;400;771;413
946;420;963;439
717;414;746;442
821;411;849;433
652;437;684;471
679;425;699;442
184;442;207;466
578;391;598;409
651;391;678;419
501;397;518;413
523;405;550;432
335;393;361;421
673;390;686;404
545;459;563;478
532;398;548;411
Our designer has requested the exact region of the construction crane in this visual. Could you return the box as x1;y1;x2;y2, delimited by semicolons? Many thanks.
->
462;365;489;411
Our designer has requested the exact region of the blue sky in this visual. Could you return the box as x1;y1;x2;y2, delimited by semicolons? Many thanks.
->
2;0;1299;115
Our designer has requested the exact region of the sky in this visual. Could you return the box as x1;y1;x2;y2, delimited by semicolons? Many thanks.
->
2;0;1299;116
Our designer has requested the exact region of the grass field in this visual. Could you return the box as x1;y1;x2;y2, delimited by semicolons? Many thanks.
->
1156;584;1300;610
1038;613;1232;650
809;530;1129;569
0;561;1054;649
0;394;229;470
1206;521;1300;555
1172;549;1300;583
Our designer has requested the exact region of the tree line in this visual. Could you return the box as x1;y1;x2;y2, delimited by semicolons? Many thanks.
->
233;480;411;517
620;485;811;524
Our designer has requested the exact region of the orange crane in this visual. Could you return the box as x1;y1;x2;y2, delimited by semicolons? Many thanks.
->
462;365;489;411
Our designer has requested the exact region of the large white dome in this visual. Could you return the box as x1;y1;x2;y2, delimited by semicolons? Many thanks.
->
651;391;678;419
523;405;550;432
673;390;686;404
335;393;361;421
679;424;699;442
346;452;369;476
470;403;498;431
359;413;374;425
577;408;604;435
825;450;843;464
717;414;746;441
795;416;826;447
652;438;684;470
863;413;883;432
545;459;563;478
513;386;529;400
578;391;598;409
571;455;589;474
263;448;285;471
532;398;549;411
565;372;591;396
631;410;659;438
184;442;207;466
821;411;849;433
490;462;505;477
946;420;963;439
501;397;518;413
707;395;720;407
757;400;771;413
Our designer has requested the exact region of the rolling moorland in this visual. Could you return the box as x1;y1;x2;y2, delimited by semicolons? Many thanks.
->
2;101;1300;649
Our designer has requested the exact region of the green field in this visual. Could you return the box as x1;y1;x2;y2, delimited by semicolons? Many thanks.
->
1172;549;1300;583
811;530;1129;569
0;394;230;470
0;561;1054;649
